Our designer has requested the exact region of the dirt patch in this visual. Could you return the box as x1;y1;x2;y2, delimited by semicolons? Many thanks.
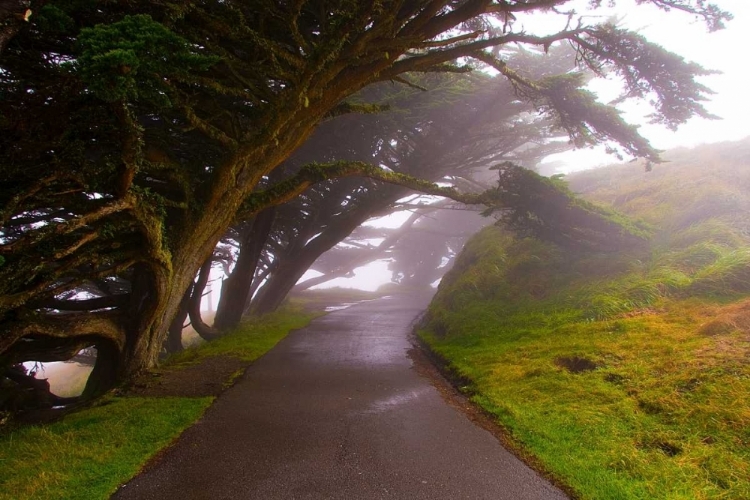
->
699;320;736;336
127;356;247;398
654;441;682;457
555;356;598;373
637;438;682;457
604;373;626;385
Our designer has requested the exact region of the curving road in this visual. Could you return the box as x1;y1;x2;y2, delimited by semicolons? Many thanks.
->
113;293;568;500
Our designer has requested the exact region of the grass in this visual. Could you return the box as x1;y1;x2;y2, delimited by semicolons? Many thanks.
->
0;305;318;500
421;299;750;499
166;304;320;365
0;397;212;500
421;139;750;499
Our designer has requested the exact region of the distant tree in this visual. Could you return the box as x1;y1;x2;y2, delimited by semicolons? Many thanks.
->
387;206;487;288
0;0;730;408
210;61;574;330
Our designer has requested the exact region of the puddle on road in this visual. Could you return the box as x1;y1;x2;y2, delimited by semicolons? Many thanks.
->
324;296;392;313
354;387;431;415
325;303;358;312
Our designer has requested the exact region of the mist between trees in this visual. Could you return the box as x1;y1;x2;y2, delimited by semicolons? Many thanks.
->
0;0;732;412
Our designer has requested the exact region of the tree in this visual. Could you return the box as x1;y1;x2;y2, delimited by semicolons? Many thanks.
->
211;60;575;328
0;0;731;408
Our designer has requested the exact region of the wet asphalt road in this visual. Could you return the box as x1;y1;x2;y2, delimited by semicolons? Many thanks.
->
113;293;568;500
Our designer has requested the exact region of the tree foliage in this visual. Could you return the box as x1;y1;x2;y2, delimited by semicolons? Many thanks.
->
0;0;732;410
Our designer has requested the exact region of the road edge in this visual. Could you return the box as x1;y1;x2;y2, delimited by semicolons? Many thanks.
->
407;313;578;500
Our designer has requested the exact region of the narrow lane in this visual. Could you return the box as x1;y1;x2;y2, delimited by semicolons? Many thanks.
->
113;293;567;500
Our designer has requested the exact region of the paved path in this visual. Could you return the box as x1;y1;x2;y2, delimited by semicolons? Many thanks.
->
113;293;567;500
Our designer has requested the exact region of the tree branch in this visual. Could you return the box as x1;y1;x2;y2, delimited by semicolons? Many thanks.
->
38;294;130;312
1;310;125;363
380;29;582;78
0;195;135;255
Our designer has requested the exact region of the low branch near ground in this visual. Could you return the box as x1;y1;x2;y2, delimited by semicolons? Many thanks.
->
38;294;130;311
0;310;125;365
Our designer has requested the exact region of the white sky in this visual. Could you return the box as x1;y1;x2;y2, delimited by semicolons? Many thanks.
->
535;0;750;170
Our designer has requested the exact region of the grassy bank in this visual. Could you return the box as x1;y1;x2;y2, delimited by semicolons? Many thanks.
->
0;306;317;500
420;140;750;499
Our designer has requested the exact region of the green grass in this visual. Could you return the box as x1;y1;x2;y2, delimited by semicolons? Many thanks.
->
421;300;750;499
0;397;212;500
421;139;750;499
166;304;319;365
0;305;319;500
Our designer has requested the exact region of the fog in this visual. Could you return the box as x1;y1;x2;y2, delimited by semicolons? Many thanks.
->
197;0;750;296
308;0;750;291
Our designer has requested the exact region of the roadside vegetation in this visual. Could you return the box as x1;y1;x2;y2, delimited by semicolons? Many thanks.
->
420;139;750;499
0;306;317;500
167;304;318;365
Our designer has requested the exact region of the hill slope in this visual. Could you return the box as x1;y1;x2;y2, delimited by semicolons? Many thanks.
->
420;138;750;499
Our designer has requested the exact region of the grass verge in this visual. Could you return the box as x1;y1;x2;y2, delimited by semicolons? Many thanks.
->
0;397;212;500
421;141;750;499
0;305;318;500
166;304;320;365
420;297;750;499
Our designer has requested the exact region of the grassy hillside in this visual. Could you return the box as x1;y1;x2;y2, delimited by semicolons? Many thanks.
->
420;139;750;499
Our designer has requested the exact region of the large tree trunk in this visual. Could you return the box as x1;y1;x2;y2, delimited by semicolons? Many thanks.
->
82;340;120;399
114;169;271;381
109;263;171;385
250;260;312;315
214;207;276;331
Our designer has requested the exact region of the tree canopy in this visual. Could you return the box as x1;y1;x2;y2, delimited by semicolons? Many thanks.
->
0;0;732;410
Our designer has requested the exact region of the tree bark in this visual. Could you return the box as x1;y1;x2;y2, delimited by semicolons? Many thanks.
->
187;258;222;341
165;284;192;353
82;339;120;399
214;207;276;331
116;262;175;382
